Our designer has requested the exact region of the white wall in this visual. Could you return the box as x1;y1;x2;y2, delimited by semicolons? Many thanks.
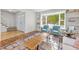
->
1;10;16;27
0;9;1;33
25;11;36;33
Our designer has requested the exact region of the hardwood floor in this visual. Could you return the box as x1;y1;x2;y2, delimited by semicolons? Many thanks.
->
1;31;25;40
0;31;26;47
1;31;78;50
0;31;42;50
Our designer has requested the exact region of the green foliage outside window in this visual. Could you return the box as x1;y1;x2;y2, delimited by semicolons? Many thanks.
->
47;15;59;24
47;13;65;26
60;21;64;25
60;13;64;20
60;13;65;25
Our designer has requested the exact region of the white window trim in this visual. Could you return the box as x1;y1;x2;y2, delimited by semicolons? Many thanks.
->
40;11;66;29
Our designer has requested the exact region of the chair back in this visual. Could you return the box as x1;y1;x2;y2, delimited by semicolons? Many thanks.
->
43;25;49;29
51;26;60;36
53;26;60;31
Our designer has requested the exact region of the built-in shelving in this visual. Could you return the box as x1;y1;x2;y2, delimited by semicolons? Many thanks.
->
66;10;79;32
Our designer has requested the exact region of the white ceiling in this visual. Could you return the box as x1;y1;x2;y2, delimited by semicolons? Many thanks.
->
2;9;48;13
32;9;48;12
3;9;66;13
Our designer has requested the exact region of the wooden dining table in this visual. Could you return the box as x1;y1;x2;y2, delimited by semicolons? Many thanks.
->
24;35;43;50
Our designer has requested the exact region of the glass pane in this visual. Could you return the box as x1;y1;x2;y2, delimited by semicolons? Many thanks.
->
60;13;64;20
47;15;59;24
42;16;46;24
60;21;64;25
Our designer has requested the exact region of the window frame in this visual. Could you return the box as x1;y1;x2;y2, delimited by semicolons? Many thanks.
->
40;11;66;29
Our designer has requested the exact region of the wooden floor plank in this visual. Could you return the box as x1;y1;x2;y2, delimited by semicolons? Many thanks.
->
0;31;26;47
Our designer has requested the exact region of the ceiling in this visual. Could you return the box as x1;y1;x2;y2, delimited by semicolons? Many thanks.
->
2;9;48;13
2;9;66;13
32;9;48;12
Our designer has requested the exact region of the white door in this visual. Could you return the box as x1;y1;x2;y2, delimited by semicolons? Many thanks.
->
16;12;25;32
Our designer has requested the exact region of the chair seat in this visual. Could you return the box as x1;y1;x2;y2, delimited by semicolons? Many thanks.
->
41;25;49;32
52;30;59;32
51;31;60;35
42;29;47;31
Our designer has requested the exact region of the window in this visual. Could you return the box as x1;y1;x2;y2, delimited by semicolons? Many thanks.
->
60;13;64;20
41;12;65;29
47;15;59;25
60;13;64;26
42;16;46;24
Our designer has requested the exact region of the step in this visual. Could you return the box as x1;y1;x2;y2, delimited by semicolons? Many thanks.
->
7;27;17;32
